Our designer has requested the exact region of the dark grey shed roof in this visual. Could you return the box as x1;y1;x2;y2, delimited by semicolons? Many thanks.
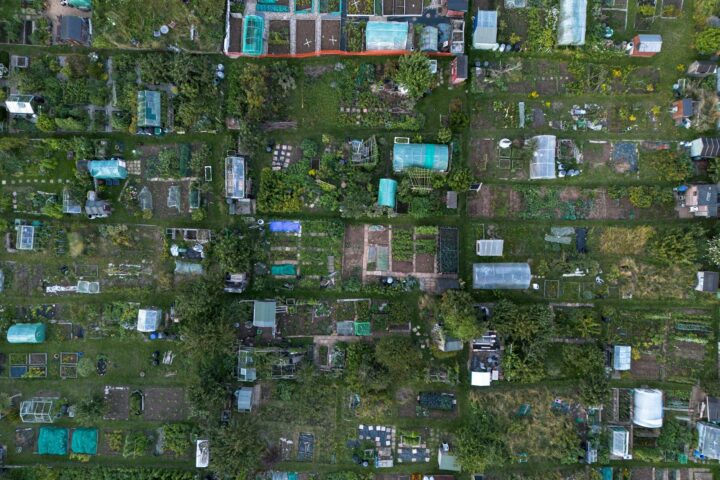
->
60;16;89;43
455;55;468;78
448;0;469;11
696;271;720;293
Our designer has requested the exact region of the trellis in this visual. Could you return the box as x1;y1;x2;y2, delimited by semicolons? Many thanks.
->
406;168;433;192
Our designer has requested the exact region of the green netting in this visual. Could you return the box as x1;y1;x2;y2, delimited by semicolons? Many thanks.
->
71;428;98;455
271;264;297;275
378;178;397;208
68;0;92;8
256;4;290;11
354;321;371;336
243;15;265;56
7;323;45;344
38;427;68;455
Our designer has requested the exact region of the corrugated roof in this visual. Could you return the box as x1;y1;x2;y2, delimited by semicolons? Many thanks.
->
378;178;397;208
253;301;277;328
473;263;531;289
473;10;498;49
476;239;504;256
236;387;253;411
557;0;587;45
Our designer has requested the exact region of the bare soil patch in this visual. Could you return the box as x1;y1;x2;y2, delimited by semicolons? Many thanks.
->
631;353;661;380
144;387;187;421
321;20;341;51
415;254;435;273
296;20;317;54
104;386;130;420
342;225;365;279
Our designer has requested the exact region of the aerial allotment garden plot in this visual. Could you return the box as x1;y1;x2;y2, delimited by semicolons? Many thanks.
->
2;0;720;476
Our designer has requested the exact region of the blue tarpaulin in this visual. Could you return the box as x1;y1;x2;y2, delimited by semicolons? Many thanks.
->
269;221;301;233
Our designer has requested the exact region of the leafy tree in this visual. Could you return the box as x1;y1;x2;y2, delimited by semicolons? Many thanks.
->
394;52;433;99
211;228;256;273
447;167;473;191
696;28;720;53
456;406;509;472
649;225;704;265
76;357;95;377
375;336;423;379
436;127;452;144
642;150;691;182
344;342;389;393
36;114;55;132
657;417;693;458
75;394;107;425
438;290;480;340
209;419;266;479
708;235;720;266
162;423;193;456
628;186;653;208
501;345;546;383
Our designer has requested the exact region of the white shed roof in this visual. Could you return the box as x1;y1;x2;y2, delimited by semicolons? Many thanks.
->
636;34;662;53
473;10;498;49
5;94;35;114
476;239;504;256
471;371;491;386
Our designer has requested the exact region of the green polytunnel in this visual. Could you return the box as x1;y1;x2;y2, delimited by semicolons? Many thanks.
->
393;143;449;172
38;427;68;455
7;323;46;344
243;15;265;56
71;428;98;455
377;178;397;208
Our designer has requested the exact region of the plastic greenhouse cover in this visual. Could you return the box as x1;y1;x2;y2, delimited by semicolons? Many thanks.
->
557;0;587;46
473;263;531;289
530;135;557;179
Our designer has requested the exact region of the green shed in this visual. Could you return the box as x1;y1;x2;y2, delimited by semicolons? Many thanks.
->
377;179;397;209
7;323;46;344
38;427;68;455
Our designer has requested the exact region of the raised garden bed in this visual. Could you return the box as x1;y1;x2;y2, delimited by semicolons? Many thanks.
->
320;0;341;13
347;0;374;14
268;21;291;55
60;365;78;379
60;352;79;364
10;365;28;378
28;353;47;366
9;353;27;365
295;0;313;12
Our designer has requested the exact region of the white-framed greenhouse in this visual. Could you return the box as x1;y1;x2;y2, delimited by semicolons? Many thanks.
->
557;0;587;46
472;263;531;289
20;397;56;423
529;135;557;180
